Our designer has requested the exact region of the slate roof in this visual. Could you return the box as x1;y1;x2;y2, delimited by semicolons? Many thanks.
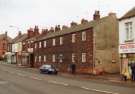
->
119;7;135;20
36;15;110;42
12;34;28;43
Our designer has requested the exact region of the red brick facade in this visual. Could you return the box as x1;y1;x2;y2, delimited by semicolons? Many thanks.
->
34;27;94;73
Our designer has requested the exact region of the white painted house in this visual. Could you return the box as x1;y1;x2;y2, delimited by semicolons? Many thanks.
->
119;7;135;79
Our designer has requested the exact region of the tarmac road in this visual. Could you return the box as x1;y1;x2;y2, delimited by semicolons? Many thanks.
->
0;64;135;94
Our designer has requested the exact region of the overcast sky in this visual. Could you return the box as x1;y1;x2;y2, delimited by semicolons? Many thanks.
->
0;0;135;38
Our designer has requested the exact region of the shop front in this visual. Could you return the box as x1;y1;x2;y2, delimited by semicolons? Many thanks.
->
119;43;135;80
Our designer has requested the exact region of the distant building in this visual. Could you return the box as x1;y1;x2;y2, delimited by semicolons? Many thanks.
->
34;11;119;74
0;32;12;60
119;7;135;77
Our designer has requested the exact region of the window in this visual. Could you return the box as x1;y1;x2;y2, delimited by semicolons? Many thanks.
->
44;55;46;62
39;56;41;62
72;34;76;43
52;54;56;62
82;32;86;41
72;53;75;63
35;43;37;48
82;53;86;63
59;54;63;63
60;37;63;45
125;22;133;40
39;42;42;48
52;39;56;46
44;41;47;47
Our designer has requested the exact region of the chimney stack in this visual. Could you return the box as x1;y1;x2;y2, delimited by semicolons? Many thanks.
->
49;27;54;32
41;29;48;35
34;26;39;36
55;25;61;32
71;22;78;27
18;31;22;36
93;10;100;20
81;19;88;24
27;28;34;38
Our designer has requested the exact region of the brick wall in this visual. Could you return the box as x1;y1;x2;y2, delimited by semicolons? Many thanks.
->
34;27;94;73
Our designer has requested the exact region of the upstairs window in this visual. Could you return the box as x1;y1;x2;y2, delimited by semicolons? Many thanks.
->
72;34;76;43
82;32;86;41
35;43;37;48
44;41;47;48
60;37;63;45
125;22;133;41
39;42;42;48
52;39;56;46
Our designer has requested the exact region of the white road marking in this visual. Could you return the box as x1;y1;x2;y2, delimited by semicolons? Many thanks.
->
81;86;119;94
29;76;42;81
48;80;69;86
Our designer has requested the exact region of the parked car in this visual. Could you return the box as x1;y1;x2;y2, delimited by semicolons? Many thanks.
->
39;64;58;74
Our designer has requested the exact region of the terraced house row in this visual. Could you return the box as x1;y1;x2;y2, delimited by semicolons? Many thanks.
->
7;11;119;74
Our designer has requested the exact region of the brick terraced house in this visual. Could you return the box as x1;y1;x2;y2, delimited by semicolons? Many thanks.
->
33;11;119;74
0;32;12;60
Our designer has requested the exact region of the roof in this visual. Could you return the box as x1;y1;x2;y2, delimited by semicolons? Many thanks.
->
13;34;28;43
0;34;12;43
119;7;135;20
36;15;113;42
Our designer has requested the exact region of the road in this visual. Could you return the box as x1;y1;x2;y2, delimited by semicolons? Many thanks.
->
0;64;134;94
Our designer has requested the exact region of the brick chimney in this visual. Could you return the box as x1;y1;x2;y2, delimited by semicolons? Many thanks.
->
41;29;48;35
71;22;78;27
34;26;39;36
55;25;61;32
27;28;34;38
81;19;88;24
18;31;22;36
93;10;100;20
49;27;54;32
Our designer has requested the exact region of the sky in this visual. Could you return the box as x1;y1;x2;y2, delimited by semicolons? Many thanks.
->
0;0;135;38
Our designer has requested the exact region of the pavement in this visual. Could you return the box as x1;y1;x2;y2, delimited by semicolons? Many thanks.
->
0;63;135;94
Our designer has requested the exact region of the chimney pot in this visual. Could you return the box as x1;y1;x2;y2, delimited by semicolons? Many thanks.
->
93;10;100;20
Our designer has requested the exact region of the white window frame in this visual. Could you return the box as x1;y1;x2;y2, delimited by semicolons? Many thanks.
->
82;32;86;41
72;34;76;43
52;39;56;46
44;55;46;62
59;54;63;63
82;53;86;63
44;41;47;48
35;43;37;48
52;54;56;62
39;56;41;62
39;42;42;48
72;53;75;63
125;22;133;40
60;37;63;45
